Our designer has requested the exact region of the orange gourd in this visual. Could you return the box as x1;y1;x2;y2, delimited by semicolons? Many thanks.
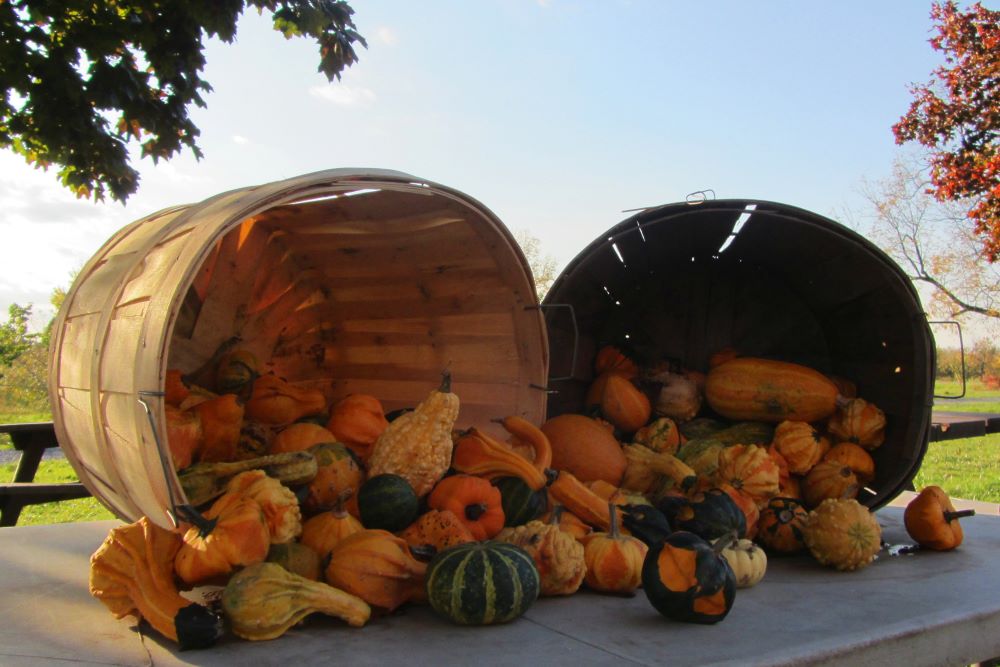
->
245;374;327;425
226;470;303;544
541;414;627;486
903;486;975;551
399;509;476;552
174;491;271;586
193;394;244;463
828;398;887;450
497;415;553;472
547;470;616;532
714;444;780;507
325;530;428;612
427;475;505;540
451;427;548;491
592;373;652;433
823;442;876;485
756;497;809;554
300;493;365;562
302;443;366;515
634;417;684;455
594;344;639;378
164;369;191;407
325;394;389;462
270;422;337;454
583;503;648;595
166;404;202;471
772;420;830;474
802;461;859;508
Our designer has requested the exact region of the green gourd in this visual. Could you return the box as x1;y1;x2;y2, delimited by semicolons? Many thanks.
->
356;473;419;532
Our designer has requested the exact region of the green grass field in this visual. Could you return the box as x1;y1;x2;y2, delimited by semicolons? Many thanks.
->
2;383;998;526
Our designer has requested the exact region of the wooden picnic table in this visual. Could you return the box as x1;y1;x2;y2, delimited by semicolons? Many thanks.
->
0;508;998;666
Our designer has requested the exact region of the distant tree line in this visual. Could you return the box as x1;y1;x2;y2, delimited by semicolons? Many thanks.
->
936;340;1000;388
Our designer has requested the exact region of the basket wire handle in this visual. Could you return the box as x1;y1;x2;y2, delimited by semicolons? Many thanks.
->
137;391;212;531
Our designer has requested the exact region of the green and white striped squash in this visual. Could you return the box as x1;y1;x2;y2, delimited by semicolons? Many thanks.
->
425;541;540;625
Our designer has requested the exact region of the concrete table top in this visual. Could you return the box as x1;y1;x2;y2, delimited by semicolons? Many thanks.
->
1;508;998;667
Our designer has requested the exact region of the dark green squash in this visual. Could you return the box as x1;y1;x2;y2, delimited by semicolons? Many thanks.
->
493;476;547;527
656;488;747;541
356;474;419;532
642;530;736;624
425;541;540;625
621;504;673;548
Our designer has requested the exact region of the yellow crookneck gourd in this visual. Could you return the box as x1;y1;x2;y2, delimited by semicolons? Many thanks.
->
366;372;460;497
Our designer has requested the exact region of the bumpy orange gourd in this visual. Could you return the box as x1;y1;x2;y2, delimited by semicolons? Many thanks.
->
802;498;882;571
828;398;887;450
705;357;840;423
325;530;428;612
366;373;460;497
399;509;475;552
583;503;648;595
226;470;302;544
715;444;780;507
427;474;505;540
497;516;587;596
302;443;366;514
193;394;244;463
542;414;627;486
903;486;975;550
325;394;389;462
244;374;328;425
175;491;271;586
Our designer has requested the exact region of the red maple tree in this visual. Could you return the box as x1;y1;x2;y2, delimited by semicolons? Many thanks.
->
893;1;1000;260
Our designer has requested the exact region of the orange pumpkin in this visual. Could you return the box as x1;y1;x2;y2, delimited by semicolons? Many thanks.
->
427;475;505;540
903;486;975;551
823;442;876;485
300;493;365;562
714;444;780;507
164;369;191;407
802;461;859;508
325;394;389;462
828;398;886;450
582;503;648;595
541;414;627;486
174;492;270;586
772;421;830;474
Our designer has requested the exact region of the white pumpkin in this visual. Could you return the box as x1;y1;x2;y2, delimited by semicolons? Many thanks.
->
716;537;767;588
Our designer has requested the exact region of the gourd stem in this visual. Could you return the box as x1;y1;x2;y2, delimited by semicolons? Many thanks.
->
465;502;488;521
713;530;738;555
439;370;452;393
607;502;620;539
944;509;976;522
550;504;565;525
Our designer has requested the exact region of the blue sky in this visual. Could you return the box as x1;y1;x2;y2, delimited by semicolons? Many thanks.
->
0;1;949;330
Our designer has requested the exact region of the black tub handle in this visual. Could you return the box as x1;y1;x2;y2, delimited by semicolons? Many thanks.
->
928;320;966;399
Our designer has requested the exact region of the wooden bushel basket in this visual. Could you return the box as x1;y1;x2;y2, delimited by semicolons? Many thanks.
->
543;199;934;510
48;169;549;529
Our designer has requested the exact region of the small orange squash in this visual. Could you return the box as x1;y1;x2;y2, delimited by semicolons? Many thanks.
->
903;486;975;551
427;474;506;540
802;461;859;508
300;493;365;563
270;422;337;454
245;374;327;425
587;372;652;433
594;344;638;378
174;492;271;586
399;509;475;553
325;394;389;463
583;502;648;595
193;394;245;463
166;404;202;471
303;443;366;515
634;417;684;455
714;444;780;507
823;442;876;485
325;529;427;611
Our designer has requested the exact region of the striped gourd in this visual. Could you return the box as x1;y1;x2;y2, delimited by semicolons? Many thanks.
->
425;542;540;625
705;357;839;423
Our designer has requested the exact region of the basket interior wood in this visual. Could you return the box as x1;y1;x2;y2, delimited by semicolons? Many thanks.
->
544;199;933;509
168;186;547;430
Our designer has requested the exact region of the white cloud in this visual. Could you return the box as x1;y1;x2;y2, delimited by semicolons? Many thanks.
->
377;26;398;45
232;135;250;145
309;84;377;108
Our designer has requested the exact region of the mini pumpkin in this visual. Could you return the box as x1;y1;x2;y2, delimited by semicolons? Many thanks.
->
802;461;859;508
823;442;876;485
715;536;767;588
174;492;271;586
756;497;809;554
427;474;505;540
714;444;780;507
903;486;975;551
